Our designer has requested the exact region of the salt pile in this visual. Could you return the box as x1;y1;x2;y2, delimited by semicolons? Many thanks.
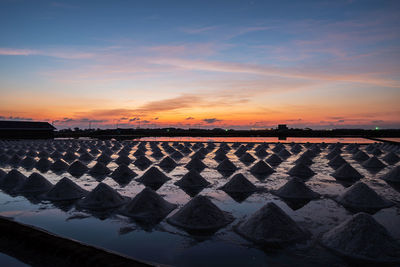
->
370;147;383;156
217;158;237;173
151;150;164;159
0;169;5;179
291;144;302;154
273;177;320;200
111;164;137;185
96;153;112;164
136;166;170;190
234;145;247;157
353;150;369;161
158;156;177;171
79;152;94;162
77;183;129;210
120;187;176;223
41;177;88;201
294;154;313;166
255;148;269;158
175;169;210;189
336;182;393;212
381;166;400;183
67;160;88;176
236;202;309;246
0;169;27;191
50;150;62;160
250;160;275;177
15;172;53;194
115;155;131;165
185;158;207;172
50;159;69;172
288;163;315;178
213;152;228;162
219;173;257;193
382;152;399;165
170;150;184;160
35;158;52;171
328;155;347;169
272;143;284;153
167;195;234;232
266;154;282;166
21;156;36;168
63;151;77;162
278;148;291;159
331;163;363;181
133;155;152;170
321;213;400;263
239;152;256;164
326;147;341;160
89;162;111;176
362;156;386;169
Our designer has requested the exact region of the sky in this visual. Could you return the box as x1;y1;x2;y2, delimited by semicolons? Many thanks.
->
0;0;399;130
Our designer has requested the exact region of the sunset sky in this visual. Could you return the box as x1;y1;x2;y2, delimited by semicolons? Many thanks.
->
0;0;399;129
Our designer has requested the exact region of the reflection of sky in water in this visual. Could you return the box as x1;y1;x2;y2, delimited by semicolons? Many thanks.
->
0;139;399;266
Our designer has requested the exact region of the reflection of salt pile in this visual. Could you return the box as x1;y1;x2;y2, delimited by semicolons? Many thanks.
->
50;159;69;172
321;213;400;263
15;172;53;194
288;163;315;178
331;163;363;181
175;169;210;189
136;166;170;190
328;155;347;169
120;187;176;223
67;160;88;176
362;156;386;169
41;177;87;201
219;173;257;193
167;195;234;232
158;156;177;171
77;183;128;210
0;169;27;191
353;150;369;161
336;182;393;212
266;154;282;166
250;160;275;176
236;202;309;246
383;152;399;165
185;158;207;172
239;152;256;164
111;164;137;185
217;158;237;173
381;166;400;183
274;177;319;200
89;162;111;176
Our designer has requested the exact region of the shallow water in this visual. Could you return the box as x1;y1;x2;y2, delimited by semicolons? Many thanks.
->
0;139;399;266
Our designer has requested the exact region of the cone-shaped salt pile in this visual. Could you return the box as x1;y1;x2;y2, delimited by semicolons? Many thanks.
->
219;173;257;193
170;150;184;160
35;158;52;171
294;154;313;166
328;155;347;169
291;144;302;154
185;158;207;172
89;162;111;176
234;145;247;157
120;187;177;223
68;160;88;176
362;156;386;169
0;169;5;179
217;158;237;173
50;150;62;160
79;152;94;162
213;152;228;162
90;148;100;155
370;147;383;156
239;152;256;164
111;164;137;185
136;166;170;190
15;172;53;194
255;148;269;158
288;163;315;178
383;152;399;165
250;160;275;176
272;144;284;153
115;155;131;165
96;153;112;164
159;156;177;171
0;169;27;191
63;151;77;162
41;177;87;201
353;150;369;161
337;182;393;212
381;166;400;183
167;195;234;232
236;202;309;246
278;148;291;159
50;159;69;172
175;169;210;189
274;177;320;200
151;150;164;159
326;147;341;160
331;163;363;181
134;155;152;170
21;156;36;168
77;183;129;210
321;213;400;263
266;154;282;166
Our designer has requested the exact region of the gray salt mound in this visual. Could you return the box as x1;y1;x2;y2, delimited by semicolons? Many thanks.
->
175;169;210;189
291;144;302;154
217;158;237;172
236;202;309;246
336;182;393;212
50;150;62;160
0;169;5;179
77;182;129;210
213;152;228;162
250;160;274;176
328;155;347;169
151;150;164;159
63;151;77;161
255;149;269;158
111;164;137;185
362;156;386;169
21;156;36;168
294;154;313;166
159;156;177;170
67;160;88;176
381;166;400;183
326;147;342;160
239;152;256;163
272;144;284;153
136;167;170;188
288;163;315;178
353;150;369;161
133;155;152;169
50;159;69;172
170;150;184;160
383;152;399;165
219;173;257;193
35;158;52;171
273;177;320;200
115;155;131;165
331;163;363;181
370;147;383;156
278;148;291;159
96;153;112;164
120;187;176;223
8;154;21;165
41;177;88;201
266;154;282;165
234;146;247;157
321;213;400;263
89;162;111;176
0;169;27;191
185;158;206;172
15;172;53;194
79;152;94;162
167;195;234;232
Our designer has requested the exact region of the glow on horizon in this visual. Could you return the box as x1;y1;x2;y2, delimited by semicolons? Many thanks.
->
0;0;399;130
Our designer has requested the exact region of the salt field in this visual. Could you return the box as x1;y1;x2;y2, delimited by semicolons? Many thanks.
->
0;138;399;266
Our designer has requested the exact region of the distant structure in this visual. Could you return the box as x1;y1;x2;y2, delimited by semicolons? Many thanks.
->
0;121;56;139
277;124;288;131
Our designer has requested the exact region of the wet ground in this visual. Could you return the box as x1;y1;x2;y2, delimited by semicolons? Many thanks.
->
0;138;399;266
